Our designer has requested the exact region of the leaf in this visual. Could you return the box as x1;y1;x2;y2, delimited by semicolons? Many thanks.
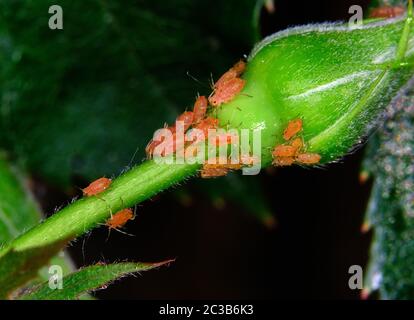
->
0;153;41;244
0;0;262;186
0;237;72;299
362;83;414;299
19;260;174;300
0;153;77;297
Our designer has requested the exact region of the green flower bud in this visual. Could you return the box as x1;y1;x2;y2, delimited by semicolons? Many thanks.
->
217;11;414;167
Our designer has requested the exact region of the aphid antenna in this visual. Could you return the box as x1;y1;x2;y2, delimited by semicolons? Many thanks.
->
126;145;140;170
186;71;210;89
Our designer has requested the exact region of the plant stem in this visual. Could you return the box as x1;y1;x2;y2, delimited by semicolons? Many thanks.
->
0;160;200;254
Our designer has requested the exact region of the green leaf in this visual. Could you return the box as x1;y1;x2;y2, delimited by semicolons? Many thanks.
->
0;153;41;244
362;82;414;299
0;0;261;186
0;237;72;299
0;153;77;297
19;260;174;300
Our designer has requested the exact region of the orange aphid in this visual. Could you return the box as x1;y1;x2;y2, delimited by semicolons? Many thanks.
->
370;6;404;18
272;157;295;167
283;119;303;140
176;111;194;131
296;153;321;165
146;126;176;158
106;208;135;230
290;137;303;152
194;117;219;136
200;167;229;178
272;145;297;157
193;96;208;123
83;177;112;197
209;61;247;107
209;78;246;107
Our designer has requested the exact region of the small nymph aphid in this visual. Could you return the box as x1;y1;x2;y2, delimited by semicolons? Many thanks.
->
296;153;322;165
83;177;112;197
106;208;135;230
193;96;208;123
283;119;303;140
272;119;321;167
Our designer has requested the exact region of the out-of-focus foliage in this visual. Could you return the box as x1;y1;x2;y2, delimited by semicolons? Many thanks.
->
362;84;414;299
361;0;414;299
0;154;41;244
0;0;258;186
19;260;173;300
0;0;271;224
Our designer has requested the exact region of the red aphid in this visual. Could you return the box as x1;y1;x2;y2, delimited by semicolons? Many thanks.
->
209;60;247;107
283;119;303;140
194;117;219;137
370;6;405;18
106;208;135;230
176;111;194;131
193;96;208;123
209;77;246;107
82;177;112;197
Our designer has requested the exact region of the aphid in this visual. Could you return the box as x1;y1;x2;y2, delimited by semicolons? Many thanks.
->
209;60;247;107
209;78;246;107
290;137;304;153
200;167;229;178
283;119;303;141
272;157;295;167
272;145;298;157
82;177;112;197
193;96;208;123
176;111;194;131
106;208;135;230
194;117;219;137
146;126;175;158
296;153;322;165
370;6;405;18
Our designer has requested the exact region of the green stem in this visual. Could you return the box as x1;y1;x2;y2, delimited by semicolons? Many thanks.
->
0;161;199;254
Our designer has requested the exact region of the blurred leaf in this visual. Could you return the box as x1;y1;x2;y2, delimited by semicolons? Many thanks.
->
0;237;72;299
19;260;174;300
362;84;414;299
0;153;41;244
0;0;261;186
0;153;77;297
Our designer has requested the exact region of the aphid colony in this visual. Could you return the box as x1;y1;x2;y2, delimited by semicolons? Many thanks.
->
272;119;321;166
146;60;322;176
146;60;249;178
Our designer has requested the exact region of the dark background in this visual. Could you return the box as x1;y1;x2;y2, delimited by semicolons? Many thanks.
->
38;0;376;299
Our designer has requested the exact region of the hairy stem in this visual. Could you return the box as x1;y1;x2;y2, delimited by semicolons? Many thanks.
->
0;161;199;254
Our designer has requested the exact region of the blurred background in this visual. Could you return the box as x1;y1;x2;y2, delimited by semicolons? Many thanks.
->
0;0;376;299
